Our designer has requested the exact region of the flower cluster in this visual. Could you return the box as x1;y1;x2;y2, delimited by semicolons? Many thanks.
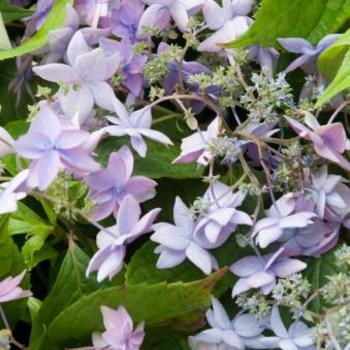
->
1;0;350;349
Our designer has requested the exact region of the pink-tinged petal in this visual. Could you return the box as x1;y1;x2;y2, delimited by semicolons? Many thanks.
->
93;200;117;222
137;128;173;145
230;255;263;277
232;278;251;297
270;258;306;278
277;38;313;53
156;247;187;268
92;332;108;348
314;143;350;171
123;176;157;202
169;2;189;32
33;64;79;83
270;305;289;338
284;115;313;139
304;111;320;129
101;305;133;332
117;195;141;235
186;242;213;275
37;150;61;191
0;271;26;297
110;146;134;182
0;287;32;302
75;48;107;82
317;123;347;153
137;4;170;38
67;30;91;67
55;130;88;149
173;148;204;164
59;149;100;173
87;81;117;111
2;170;29;198
30;105;62;141
14;132;51;159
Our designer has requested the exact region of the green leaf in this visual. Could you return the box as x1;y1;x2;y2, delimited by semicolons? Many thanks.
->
0;0;72;60
0;1;33;23
98;137;203;179
38;243;104;325
227;0;350;48
0;214;10;243
316;48;350;107
45;269;226;348
28;297;47;350
304;249;342;313
0;12;11;50
317;28;350;81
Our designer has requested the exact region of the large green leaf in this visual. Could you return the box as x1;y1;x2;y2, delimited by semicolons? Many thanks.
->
304;249;343;313
317;28;350;81
0;1;33;23
38;243;105;325
315;48;350;107
45;269;225;348
227;0;350;48
28;297;46;350
0;0;72;60
0;12;11;50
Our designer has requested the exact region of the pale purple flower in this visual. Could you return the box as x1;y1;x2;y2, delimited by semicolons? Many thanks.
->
278;34;340;74
86;195;160;281
262;305;315;350
33;30;120;120
85;146;157;221
230;251;307;296
75;0;120;27
137;0;204;36
249;46;279;77
189;297;269;350
285;113;350;171
14;105;100;191
0;127;14;157
104;100;173;157
194;181;252;246
278;220;340;258
92;305;145;350
252;194;316;249
311;166;350;222
173;117;220;166
99;37;147;96
24;0;53;36
151;197;218;275
0;270;32;303
198;0;252;53
107;0;144;42
0;170;29;214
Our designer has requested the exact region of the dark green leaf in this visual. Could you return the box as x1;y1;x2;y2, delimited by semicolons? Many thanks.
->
45;269;226;348
0;1;33;23
28;297;47;350
227;0;350;48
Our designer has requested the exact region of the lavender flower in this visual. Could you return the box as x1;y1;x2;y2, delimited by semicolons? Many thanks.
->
230;251;307;296
24;0;53;36
262;305;315;350
252;194;316;249
33;30;120;119
194;181;252;246
279;220;340;258
92;305;145;349
278;35;340;74
0;271;32;303
198;0;252;53
173;117;220;165
14;105;100;190
151;197;218;275
189;297;269;350
0;127;14;157
138;0;204;36
104;101;173;157
85;146;157;221
100;37;147;96
107;0;144;42
285;113;350;171
0;170;28;214
86;195;160;281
